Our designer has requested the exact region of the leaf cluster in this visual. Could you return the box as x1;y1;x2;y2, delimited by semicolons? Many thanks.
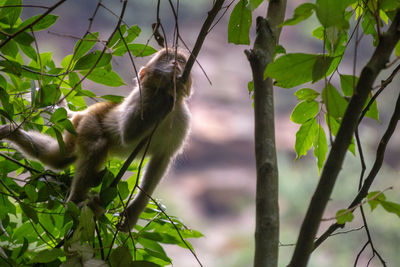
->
0;2;201;266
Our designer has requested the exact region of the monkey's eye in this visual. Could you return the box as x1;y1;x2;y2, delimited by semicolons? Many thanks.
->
176;58;186;64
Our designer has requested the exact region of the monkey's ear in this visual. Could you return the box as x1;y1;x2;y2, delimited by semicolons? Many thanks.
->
139;67;146;81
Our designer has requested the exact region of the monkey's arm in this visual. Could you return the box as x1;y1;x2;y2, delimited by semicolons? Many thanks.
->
118;154;171;232
119;92;173;145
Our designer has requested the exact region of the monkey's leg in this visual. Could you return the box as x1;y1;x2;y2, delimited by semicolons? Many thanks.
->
0;125;74;169
66;138;108;204
119;155;170;232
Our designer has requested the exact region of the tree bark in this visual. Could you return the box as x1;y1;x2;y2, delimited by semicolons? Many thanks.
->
289;8;400;267
246;1;286;266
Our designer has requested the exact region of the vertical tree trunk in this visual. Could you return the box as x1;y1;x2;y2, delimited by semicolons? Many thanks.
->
246;1;286;266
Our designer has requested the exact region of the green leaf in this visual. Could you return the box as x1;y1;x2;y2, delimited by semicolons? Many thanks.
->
61;54;73;69
228;0;252;45
248;81;254;96
315;0;353;29
125;25;141;43
321;83;348;120
274;45;286;58
0;39;18;58
31;248;63;263
0;0;21;27
79;206;95;241
312;55;333;82
363;95;380;122
24;184;38;202
81;69;125;87
0;74;6;88
50;108;68;123
294;88;320;100
58;119;77;135
108;25;127;48
339;74;358;96
20;203;39;224
68;72;82;91
117;181;129;199
74;32;99;60
290;100;319;124
396;40;400;57
13;32;35;46
138;237;167;256
110;245;133;267
113;25;141;50
17;237;29;258
48;126;65;155
265;53;334;88
362;14;378;43
0;87;13;117
336;209;354;224
0;195;16;218
73;51;112;70
313;124;327;172
19;44;37;61
282;3;316;26
248;0;264;11
312;26;324;40
101;94;124;103
37;84;61;107
295;118;318;159
18;14;58;32
144;248;171;263
0;60;22;76
367;191;386;211
113;43;157;57
100;187;117;207
380;201;400;218
381;0;400;10
325;114;356;155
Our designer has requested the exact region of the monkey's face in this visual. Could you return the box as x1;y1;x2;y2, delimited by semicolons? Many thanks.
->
140;49;191;98
151;50;187;78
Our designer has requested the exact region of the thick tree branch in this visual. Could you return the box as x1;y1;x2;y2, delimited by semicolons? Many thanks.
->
246;0;287;266
313;66;400;250
289;9;400;267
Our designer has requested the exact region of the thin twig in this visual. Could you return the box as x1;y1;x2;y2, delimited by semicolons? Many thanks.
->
180;0;225;84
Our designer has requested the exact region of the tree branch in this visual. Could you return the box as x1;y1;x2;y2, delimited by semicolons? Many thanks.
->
180;0;225;84
289;9;400;267
313;66;400;250
245;0;287;266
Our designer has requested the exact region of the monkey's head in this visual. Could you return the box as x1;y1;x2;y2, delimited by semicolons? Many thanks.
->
139;48;192;100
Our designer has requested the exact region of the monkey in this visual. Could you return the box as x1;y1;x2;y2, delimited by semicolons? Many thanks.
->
0;47;192;231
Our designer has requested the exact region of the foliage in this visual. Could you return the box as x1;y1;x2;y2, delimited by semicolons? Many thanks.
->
229;0;400;265
0;2;202;266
